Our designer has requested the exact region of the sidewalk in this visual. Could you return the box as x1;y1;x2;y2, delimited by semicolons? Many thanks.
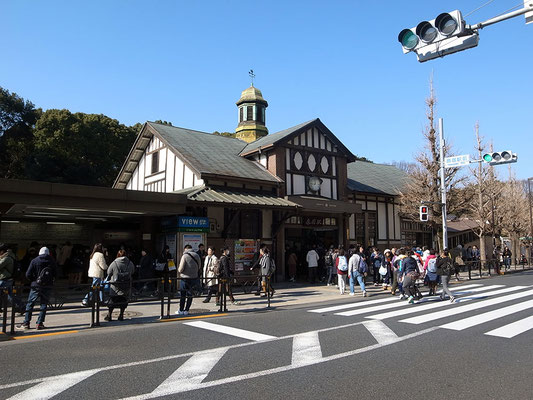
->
2;264;530;341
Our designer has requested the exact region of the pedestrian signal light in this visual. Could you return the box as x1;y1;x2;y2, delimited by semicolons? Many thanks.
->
481;151;517;166
419;206;429;222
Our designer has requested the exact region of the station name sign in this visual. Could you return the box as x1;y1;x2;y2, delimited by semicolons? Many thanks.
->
162;216;210;232
178;216;209;229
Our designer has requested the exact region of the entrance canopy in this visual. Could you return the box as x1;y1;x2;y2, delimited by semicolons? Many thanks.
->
0;178;187;223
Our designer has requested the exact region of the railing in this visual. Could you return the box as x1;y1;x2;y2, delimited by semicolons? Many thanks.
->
1;273;274;335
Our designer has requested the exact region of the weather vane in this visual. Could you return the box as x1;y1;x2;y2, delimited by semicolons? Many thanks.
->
249;69;255;87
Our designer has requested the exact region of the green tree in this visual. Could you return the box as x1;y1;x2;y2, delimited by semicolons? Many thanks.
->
28;109;137;186
0;87;42;178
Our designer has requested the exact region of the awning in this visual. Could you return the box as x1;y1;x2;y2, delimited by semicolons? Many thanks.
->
175;185;300;209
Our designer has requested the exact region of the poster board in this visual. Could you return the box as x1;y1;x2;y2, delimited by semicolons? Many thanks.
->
234;239;258;273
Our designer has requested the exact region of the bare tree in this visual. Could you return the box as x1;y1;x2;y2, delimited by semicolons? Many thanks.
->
398;79;466;250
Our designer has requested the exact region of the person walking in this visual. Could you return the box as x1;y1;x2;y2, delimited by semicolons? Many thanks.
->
19;247;57;330
380;250;393;291
424;249;439;296
401;250;420;304
503;246;512;271
175;245;201;315
104;250;135;321
335;249;348;295
306;245;319;284
325;246;336;286
0;243;23;311
82;243;108;307
202;246;218;303
287;249;298;282
370;248;383;286
436;249;455;303
217;247;240;306
348;250;367;297
259;246;275;297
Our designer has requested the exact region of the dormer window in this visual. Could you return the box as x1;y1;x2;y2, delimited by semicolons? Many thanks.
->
151;151;159;174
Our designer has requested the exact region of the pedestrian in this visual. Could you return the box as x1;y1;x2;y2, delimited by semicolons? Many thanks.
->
452;245;464;281
138;249;156;294
306;245;319;284
218;247;240;306
82;243;108;307
325;245;336;286
19;247;57;330
401;250;420;304
158;245;175;292
335;249;348;295
0;243;22;311
196;243;207;278
202;246;218;303
503;246;512;271
436;249;455;303
348;249;367;297
391;248;406;296
424;249;438;296
104;249;135;321
370;247;383;286
258;246;275;297
174;245;201;316
287;248;298;282
380;250;393;290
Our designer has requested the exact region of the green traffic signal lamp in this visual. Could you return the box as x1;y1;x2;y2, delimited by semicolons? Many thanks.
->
398;29;419;50
483;153;493;162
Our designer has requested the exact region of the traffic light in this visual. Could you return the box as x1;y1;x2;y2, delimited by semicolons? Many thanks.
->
398;10;480;62
482;150;518;166
419;206;429;222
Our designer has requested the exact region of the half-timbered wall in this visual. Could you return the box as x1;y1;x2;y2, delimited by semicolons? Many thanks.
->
125;134;204;193
283;127;340;200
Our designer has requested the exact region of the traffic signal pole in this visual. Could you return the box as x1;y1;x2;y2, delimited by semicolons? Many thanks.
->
439;118;448;251
467;3;533;31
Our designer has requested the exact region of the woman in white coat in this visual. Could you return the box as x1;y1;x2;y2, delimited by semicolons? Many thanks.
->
202;246;218;303
82;243;108;306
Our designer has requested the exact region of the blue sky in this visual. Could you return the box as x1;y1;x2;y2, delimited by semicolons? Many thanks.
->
2;0;531;180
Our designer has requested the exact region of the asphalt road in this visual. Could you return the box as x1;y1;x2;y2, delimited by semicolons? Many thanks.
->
2;271;533;400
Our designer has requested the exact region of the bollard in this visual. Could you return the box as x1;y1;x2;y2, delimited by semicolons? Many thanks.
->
223;278;228;312
166;279;171;318
10;286;17;335
487;260;491;276
95;284;101;326
478;261;482;278
159;279;165;319
468;263;471;280
267;276;271;308
2;289;7;334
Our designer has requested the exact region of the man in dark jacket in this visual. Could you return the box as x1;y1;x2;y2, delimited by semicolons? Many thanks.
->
19;247;57;330
216;247;239;306
437;250;455;302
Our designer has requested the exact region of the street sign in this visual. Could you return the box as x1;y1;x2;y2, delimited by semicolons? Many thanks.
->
444;154;470;168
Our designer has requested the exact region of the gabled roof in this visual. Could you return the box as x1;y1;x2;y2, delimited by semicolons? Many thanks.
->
114;122;281;188
174;185;300;209
347;160;408;196
239;118;356;162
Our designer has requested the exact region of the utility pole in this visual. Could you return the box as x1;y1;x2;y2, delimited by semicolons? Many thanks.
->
439;118;448;251
528;177;533;260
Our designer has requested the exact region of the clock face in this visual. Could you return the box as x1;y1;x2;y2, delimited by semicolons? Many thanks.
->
308;176;322;192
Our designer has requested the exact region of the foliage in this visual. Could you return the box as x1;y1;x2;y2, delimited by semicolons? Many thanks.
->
0;87;42;178
154;120;173;126
212;131;236;138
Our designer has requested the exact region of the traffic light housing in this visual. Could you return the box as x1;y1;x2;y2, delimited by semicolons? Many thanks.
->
482;150;518;166
419;206;429;222
398;10;480;62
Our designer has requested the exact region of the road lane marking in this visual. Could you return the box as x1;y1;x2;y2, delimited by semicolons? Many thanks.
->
400;287;533;325
484;315;533;338
362;320;399;344
183;321;276;341
441;299;533;331
291;331;322;367
12;330;79;340
0;319;431;395
119;326;438;399
308;284;482;314
149;348;228;396
366;285;513;320
6;370;99;400
158;313;228;322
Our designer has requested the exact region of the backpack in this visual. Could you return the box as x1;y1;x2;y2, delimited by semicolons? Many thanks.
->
358;257;368;274
325;252;333;266
269;258;276;275
337;256;348;272
427;258;437;273
36;266;54;287
115;263;131;283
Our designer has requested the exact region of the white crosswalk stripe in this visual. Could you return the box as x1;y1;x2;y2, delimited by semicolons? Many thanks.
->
307;284;533;340
366;285;517;320
336;285;503;317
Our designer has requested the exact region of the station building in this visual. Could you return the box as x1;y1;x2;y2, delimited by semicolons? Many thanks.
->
0;84;415;279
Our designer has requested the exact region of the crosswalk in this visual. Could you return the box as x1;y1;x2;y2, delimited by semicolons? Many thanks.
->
308;283;533;339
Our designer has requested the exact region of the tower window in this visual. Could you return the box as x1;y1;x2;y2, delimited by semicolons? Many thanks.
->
151;151;159;174
247;106;253;121
257;106;263;123
239;107;243;122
